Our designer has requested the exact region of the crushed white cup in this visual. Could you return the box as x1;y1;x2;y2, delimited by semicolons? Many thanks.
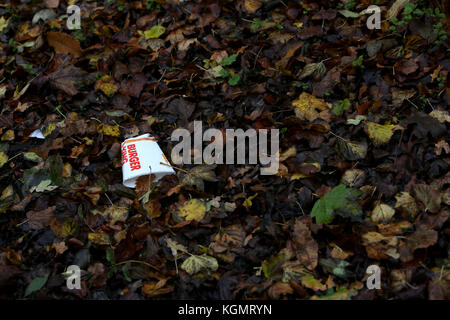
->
121;133;175;188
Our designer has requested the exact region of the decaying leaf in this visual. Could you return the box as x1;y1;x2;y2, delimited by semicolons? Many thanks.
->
412;184;441;213
176;199;206;222
365;122;402;146
181;254;218;275
371;203;395;224
395;192;418;218
27;206;56;230
336;138;368;161
47;32;82;57
181;165;218;191
292;92;332;122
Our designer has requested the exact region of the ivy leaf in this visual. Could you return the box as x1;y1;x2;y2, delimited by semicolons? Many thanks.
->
25;272;50;297
311;184;362;224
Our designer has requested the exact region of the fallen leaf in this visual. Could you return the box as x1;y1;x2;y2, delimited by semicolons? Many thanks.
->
244;0;262;14
47;32;82;57
144;26;166;39
412;184;441;213
27;206;56;230
365;122;402;145
395;192;418;218
311;184;362;224
88;231;111;245
176;199;206;221
25;273;49;297
181;254;218;275
371;203;395;224
292;92;332;122
429;110;450;123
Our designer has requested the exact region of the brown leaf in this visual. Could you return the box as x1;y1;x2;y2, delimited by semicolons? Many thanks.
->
243;0;262;14
406;228;438;252
27;206;56;230
412;184;441;213
48;65;91;96
292;218;318;270
47;32;82;57
45;0;59;8
142;279;174;297
268;282;294;299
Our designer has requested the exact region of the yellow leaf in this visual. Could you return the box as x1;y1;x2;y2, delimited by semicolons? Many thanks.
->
144;25;166;39
0;17;10;32
243;193;258;211
103;205;129;223
97;124;120;137
96;82;118;97
1;130;14;141
1;185;14;200
0;152;8;168
292;92;332;122
279;146;296;161
88;231;111;245
244;0;262;14
366;122;401;145
177;199;206;221
43;123;57;137
62;163;72;177
300;274;326;291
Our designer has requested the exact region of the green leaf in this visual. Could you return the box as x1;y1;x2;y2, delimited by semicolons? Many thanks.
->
311;184;362;224
332;99;350;116
218;68;230;78
228;74;240;86
23;152;43;163
25;272;50;297
219;54;238;66
0;151;7;168
106;248;116;264
31;179;58;193
262;249;290;279
338;10;360;18
144;25;166;39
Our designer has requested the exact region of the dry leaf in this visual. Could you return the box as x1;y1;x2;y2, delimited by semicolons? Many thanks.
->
27;206;56;230
47;32;82;57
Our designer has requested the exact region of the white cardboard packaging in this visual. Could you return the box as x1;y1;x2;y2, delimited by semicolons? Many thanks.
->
121;133;175;188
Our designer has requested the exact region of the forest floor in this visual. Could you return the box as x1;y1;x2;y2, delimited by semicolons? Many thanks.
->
0;0;449;300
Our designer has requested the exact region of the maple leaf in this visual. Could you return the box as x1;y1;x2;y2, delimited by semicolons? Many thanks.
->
311;184;362;224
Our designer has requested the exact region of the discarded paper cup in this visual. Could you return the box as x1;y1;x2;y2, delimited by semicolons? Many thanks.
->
121;133;175;188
